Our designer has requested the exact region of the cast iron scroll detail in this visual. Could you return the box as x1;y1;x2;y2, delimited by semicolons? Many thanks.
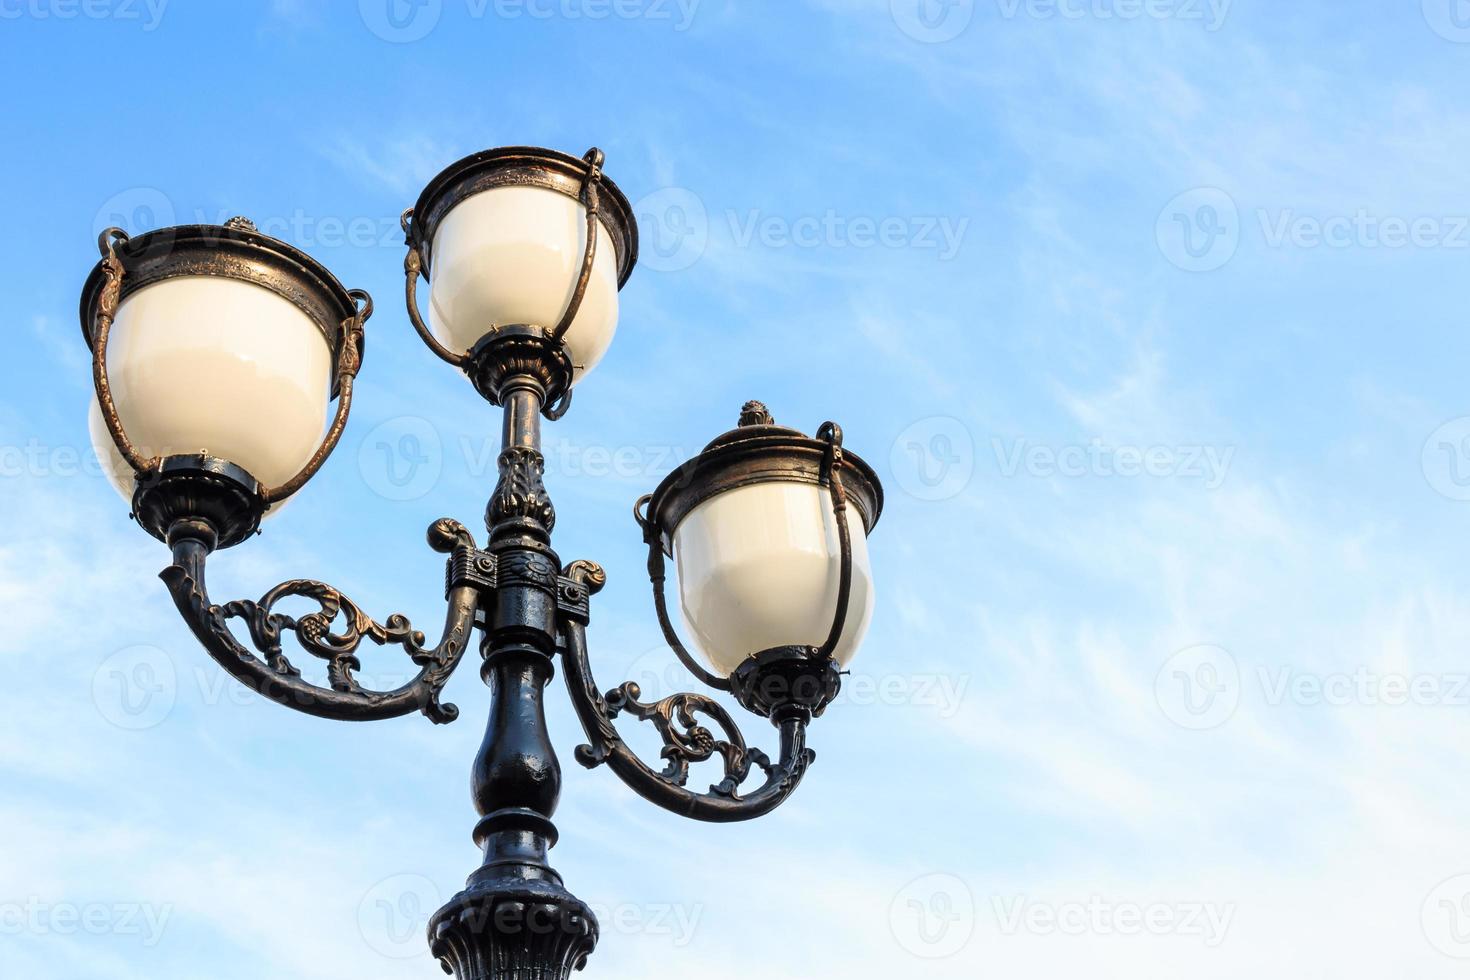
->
488;447;556;533
220;582;427;700
558;561;816;822
603;684;760;798
159;518;480;724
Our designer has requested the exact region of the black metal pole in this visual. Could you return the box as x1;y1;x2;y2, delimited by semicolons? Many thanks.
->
428;365;597;979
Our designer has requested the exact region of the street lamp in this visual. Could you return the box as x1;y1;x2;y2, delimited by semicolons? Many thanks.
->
80;145;884;978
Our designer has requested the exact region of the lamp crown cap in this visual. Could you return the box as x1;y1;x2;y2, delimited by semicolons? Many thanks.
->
224;216;257;232
738;400;773;427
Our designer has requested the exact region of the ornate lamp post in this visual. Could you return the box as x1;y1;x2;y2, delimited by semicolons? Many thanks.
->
80;145;883;978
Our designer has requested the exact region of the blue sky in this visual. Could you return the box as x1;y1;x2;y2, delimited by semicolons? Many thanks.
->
8;0;1470;976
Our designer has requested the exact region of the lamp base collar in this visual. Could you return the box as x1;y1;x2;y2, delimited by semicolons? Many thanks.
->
730;646;843;720
131;454;264;549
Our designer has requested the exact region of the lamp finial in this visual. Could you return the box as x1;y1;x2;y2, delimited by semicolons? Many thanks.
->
738;400;773;427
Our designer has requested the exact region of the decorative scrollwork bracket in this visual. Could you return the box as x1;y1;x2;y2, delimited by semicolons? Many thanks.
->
603;684;767;798
557;561;816;823
160;516;481;724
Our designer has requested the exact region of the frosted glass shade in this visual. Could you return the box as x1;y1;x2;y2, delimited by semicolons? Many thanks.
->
427;185;620;382
672;482;875;677
88;275;333;499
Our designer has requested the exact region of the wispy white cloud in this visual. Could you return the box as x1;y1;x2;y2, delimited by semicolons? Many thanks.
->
318;133;467;200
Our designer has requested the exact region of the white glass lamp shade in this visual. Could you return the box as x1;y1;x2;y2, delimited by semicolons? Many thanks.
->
427;185;620;382
672;482;875;677
88;275;332;500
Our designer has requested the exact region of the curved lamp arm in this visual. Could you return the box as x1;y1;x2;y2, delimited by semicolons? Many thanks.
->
548;148;603;346
262;289;372;504
159;517;480;724
632;495;731;692
557;561;815;823
90;228;157;477
815;420;853;660
402;210;471;370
